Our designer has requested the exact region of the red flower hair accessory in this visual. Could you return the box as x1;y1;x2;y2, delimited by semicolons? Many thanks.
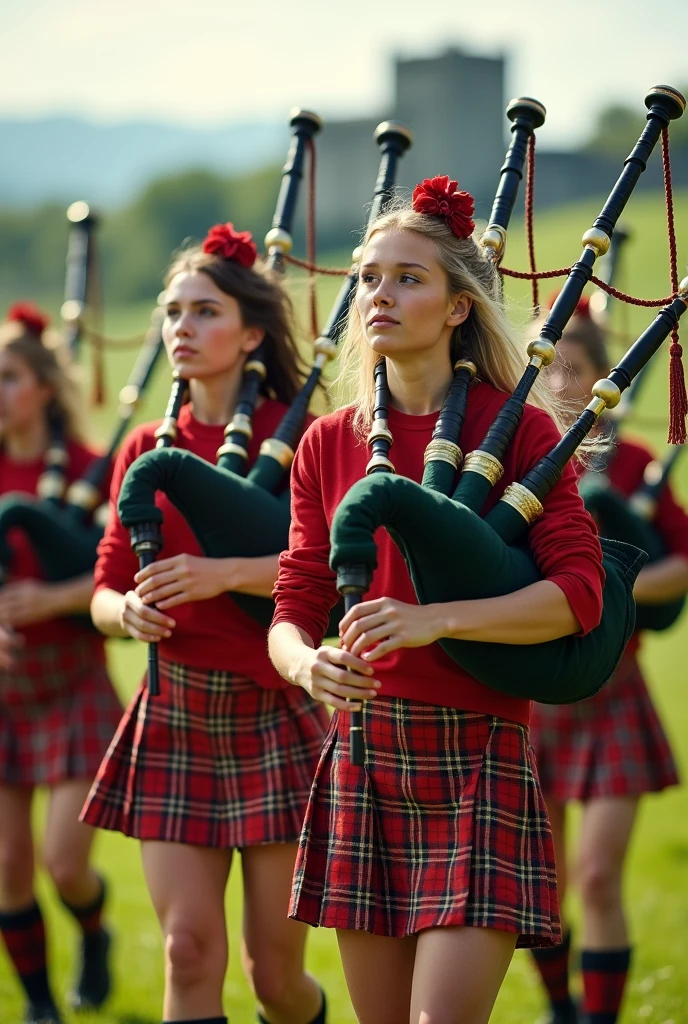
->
412;175;475;239
7;301;50;336
546;291;592;319
202;222;257;268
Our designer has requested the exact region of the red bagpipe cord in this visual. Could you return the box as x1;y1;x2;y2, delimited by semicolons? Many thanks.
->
500;125;686;444
662;126;687;443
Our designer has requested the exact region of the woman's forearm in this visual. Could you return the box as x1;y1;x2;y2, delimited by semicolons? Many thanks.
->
634;554;688;604
47;573;95;615
438;580;581;645
90;587;129;638
268;621;315;685
220;555;280;599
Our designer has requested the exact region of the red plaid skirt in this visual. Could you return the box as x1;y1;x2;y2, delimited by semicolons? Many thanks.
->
80;657;330;848
289;697;560;947
530;652;679;802
0;636;122;787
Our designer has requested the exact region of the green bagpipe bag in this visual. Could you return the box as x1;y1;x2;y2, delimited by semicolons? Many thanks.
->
579;474;685;631
330;473;646;704
0;493;103;581
118;447;291;627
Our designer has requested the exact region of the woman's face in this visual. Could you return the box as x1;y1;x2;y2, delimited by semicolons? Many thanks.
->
163;270;263;380
356;229;471;362
0;349;52;436
548;338;601;411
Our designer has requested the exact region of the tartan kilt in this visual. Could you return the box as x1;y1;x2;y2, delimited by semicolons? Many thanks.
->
80;656;330;849
530;651;679;802
0;635;122;787
289;696;560;948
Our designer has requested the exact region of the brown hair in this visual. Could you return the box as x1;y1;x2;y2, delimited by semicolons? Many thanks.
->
337;201;569;439
555;312;610;373
0;316;85;441
165;247;306;404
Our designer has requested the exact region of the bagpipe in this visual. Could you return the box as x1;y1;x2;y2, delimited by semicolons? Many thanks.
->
0;290;165;588
328;85;686;764
117;111;414;695
577;206;687;630
61;201;99;359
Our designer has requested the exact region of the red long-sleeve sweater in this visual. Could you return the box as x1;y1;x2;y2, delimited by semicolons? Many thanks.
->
0;439;109;652
272;381;605;726
95;400;293;688
608;435;688;653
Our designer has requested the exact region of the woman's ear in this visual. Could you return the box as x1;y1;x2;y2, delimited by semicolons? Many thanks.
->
447;294;473;329
241;325;266;353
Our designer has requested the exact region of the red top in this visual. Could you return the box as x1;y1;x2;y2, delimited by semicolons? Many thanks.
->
273;381;605;727
0;438;109;652
95;400;294;688
608;435;688;652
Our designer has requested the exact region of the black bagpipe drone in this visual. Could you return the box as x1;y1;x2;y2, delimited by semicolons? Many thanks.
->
117;110;414;695
578;229;687;631
327;85;687;765
0;207;166;590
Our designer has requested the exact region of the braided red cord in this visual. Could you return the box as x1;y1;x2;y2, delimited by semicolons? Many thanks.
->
306;138;319;339
499;265;675;306
525;135;539;313
662;125;686;443
284;253;350;276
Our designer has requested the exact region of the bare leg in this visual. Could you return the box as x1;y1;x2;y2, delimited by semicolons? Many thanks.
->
577;797;638;948
43;780;101;905
141;840;232;1021
240;843;322;1023
0;785;35;910
336;929;417;1024
410;926;517;1024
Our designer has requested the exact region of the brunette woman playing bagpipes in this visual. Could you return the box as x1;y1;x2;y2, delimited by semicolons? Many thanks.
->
267;177;606;1024
80;225;329;1024
529;299;687;1024
0;304;121;1024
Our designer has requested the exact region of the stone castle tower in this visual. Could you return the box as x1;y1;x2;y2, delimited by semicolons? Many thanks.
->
314;48;505;248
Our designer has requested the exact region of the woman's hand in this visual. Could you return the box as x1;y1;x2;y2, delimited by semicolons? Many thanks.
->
340;597;444;662
294;644;381;711
0;624;22;670
0;579;61;628
135;554;228;609
120;590;176;643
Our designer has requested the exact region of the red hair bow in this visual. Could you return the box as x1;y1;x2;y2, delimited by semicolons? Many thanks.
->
412;175;475;239
7;301;50;336
202;222;257;268
546;290;592;319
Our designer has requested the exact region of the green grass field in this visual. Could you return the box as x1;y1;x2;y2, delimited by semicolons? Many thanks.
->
2;190;688;1021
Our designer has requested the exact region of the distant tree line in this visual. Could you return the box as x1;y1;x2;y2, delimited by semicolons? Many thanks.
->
1;94;687;311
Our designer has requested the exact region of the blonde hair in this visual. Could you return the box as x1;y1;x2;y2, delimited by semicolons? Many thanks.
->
336;203;568;441
0;319;85;442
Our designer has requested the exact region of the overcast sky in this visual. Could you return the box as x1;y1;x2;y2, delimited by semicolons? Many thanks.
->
3;0;686;148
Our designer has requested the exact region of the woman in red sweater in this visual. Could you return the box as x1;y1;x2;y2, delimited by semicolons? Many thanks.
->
81;225;328;1024
268;179;606;1024
529;303;686;1024
0;305;121;1024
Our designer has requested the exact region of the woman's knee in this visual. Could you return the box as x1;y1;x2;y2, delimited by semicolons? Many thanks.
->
166;926;226;989
43;848;86;895
578;856;622;913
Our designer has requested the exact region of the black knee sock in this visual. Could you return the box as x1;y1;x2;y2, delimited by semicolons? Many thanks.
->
531;930;575;1011
582;947;632;1023
0;900;57;1010
59;874;107;935
257;987;326;1024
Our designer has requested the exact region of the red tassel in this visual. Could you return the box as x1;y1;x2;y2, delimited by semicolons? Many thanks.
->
668;333;687;444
